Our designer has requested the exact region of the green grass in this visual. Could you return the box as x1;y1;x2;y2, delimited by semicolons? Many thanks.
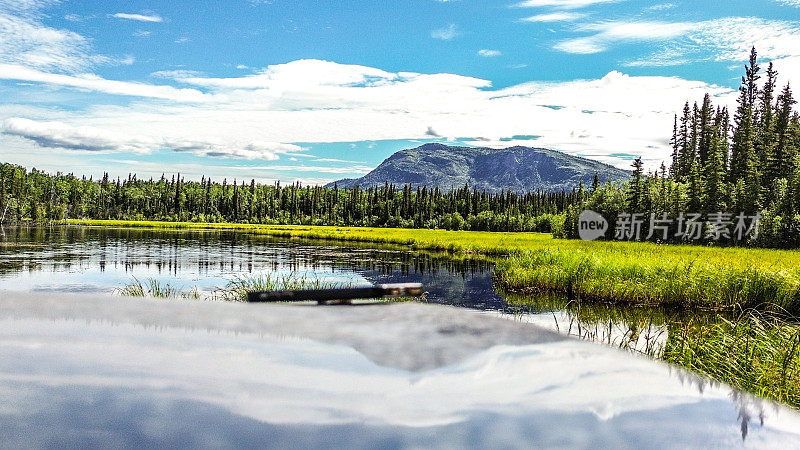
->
661;311;800;408
115;277;201;300
117;273;417;303
215;273;358;302
508;292;800;409
77;219;800;313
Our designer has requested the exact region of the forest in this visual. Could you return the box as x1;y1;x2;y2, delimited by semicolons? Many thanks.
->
0;163;579;233
561;48;800;248
1;48;799;247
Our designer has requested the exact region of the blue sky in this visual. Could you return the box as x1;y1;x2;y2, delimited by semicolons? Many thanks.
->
2;0;800;184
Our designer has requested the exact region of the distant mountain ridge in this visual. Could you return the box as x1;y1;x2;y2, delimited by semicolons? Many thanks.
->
329;143;630;193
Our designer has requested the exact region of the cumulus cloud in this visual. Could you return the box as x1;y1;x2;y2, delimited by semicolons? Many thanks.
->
2;118;157;153
111;13;163;23
431;24;458;40
2;59;739;169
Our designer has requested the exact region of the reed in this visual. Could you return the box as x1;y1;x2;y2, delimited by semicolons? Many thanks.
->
659;311;800;408
214;273;357;302
115;277;200;300
116;273;411;303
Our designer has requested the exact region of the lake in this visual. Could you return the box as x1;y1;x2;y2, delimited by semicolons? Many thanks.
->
0;225;685;353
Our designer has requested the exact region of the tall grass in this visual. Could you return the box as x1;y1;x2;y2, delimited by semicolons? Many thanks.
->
659;311;800;408
496;248;800;314
509;292;800;409
116;273;414;303
115;277;201;300
214;273;357;302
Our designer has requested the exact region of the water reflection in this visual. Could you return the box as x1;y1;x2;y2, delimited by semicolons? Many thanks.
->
0;225;501;308
3;297;799;448
501;292;726;355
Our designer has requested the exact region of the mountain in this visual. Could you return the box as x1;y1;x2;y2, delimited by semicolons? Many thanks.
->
328;143;630;192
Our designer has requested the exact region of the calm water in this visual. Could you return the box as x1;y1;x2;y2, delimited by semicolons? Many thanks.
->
0;225;712;354
0;225;507;310
0;225;782;445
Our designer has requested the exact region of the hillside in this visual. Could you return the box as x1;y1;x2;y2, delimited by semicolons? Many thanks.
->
329;143;630;192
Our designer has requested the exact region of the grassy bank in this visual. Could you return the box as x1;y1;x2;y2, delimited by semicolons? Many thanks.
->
506;293;800;409
71;219;800;313
662;312;800;408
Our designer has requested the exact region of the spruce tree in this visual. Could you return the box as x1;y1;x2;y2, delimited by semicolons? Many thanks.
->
627;157;644;211
758;62;778;183
770;83;797;183
697;94;715;166
730;47;761;182
677;102;692;179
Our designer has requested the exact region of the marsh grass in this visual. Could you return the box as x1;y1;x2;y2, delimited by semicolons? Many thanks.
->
495;248;800;314
117;273;414;303
115;277;201;300
508;292;800;408
659;311;800;408
215;273;359;302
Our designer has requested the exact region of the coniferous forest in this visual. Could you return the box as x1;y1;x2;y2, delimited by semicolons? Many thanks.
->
0;165;578;233
1;48;799;247
562;48;800;248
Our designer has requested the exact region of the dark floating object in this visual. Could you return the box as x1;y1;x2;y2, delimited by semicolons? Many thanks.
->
247;283;424;304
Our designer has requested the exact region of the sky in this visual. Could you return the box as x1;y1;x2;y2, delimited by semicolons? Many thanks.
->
2;0;800;185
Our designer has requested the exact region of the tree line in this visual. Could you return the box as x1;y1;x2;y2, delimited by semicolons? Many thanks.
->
562;48;800;247
0;164;587;232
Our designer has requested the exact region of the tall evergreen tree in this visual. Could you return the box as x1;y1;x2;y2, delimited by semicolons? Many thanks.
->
769;83;798;185
758;62;778;180
730;47;761;182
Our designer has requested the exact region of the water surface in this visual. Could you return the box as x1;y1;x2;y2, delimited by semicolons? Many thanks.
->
0;225;505;309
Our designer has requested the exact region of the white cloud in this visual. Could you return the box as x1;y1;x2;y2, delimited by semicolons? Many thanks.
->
133;30;151;37
514;0;625;9
111;13;163;23
555;21;693;54
1;59;741;171
646;3;676;11
175;37;190;44
2;118;303;159
775;0;800;6
521;12;587;22
694;17;800;62
0;1;135;73
553;17;800;66
478;49;501;57
150;69;203;79
431;24;458;40
2;118;158;153
0;0;59;15
0;9;100;72
0;63;211;101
